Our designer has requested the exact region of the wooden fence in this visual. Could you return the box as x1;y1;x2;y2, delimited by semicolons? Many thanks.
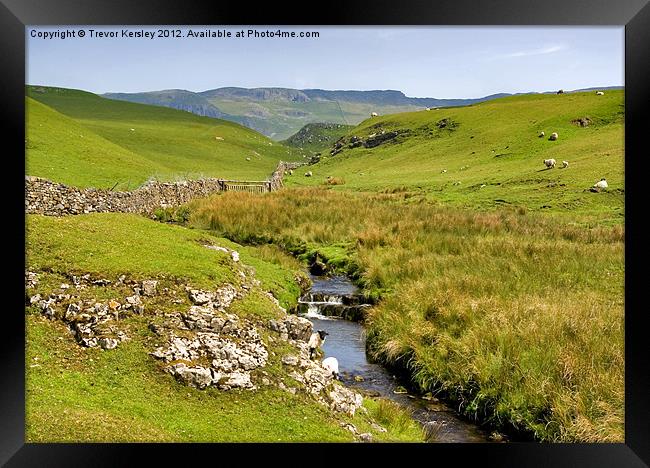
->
219;180;272;193
218;161;305;194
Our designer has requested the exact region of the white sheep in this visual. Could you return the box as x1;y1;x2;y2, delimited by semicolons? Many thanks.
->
305;171;313;177
441;169;447;173
562;160;569;168
596;91;604;96
370;112;378;117
321;357;340;380
308;330;329;359
544;158;557;169
539;131;545;138
549;132;559;141
594;178;608;190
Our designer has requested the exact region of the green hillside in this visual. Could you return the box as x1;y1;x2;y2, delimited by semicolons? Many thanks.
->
282;123;355;155
289;90;624;222
26;86;302;190
26;213;423;442
205;96;421;140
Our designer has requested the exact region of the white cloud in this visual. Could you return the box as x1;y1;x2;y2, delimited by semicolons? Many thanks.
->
488;44;568;60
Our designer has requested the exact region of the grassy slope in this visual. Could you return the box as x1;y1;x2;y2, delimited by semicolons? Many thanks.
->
26;213;424;442
289;91;624;223
26;86;301;189
191;189;624;442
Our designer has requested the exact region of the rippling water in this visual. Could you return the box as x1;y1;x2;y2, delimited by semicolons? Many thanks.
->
300;275;492;443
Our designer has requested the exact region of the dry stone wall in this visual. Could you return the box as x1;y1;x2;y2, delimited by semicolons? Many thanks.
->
26;161;305;216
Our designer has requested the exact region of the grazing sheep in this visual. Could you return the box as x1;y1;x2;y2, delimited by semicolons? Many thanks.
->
288;169;293;175
305;171;313;177
549;132;559;141
308;330;329;359
246;157;251;161
370;112;378;117
130;128;135;132
425;107;431;111
538;131;545;138
322;357;340;380
562;160;569;168
544;158;557;169
557;89;564;94
596;91;604;96
441;169;447;173
593;178;608;191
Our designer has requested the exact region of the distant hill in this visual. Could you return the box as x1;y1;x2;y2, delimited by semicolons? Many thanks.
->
103;89;235;120
102;86;623;141
26;85;302;190
282;123;355;155
101;87;517;140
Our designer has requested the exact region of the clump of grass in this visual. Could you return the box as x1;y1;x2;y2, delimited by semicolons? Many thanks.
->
153;206;191;224
367;399;419;436
325;177;345;186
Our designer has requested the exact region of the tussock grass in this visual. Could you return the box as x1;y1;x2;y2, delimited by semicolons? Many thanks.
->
371;399;416;434
191;188;624;441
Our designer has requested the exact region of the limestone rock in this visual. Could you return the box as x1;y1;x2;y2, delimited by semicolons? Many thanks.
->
328;384;364;416
142;280;158;296
188;289;215;305
99;337;118;350
282;355;299;366
167;363;213;389
359;433;373;442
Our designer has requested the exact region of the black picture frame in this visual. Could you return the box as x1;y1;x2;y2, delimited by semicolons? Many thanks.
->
4;0;649;465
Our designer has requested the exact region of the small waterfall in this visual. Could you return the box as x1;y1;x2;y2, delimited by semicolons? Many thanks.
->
299;273;492;443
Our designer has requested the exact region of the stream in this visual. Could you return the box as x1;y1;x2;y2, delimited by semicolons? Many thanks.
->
298;274;492;443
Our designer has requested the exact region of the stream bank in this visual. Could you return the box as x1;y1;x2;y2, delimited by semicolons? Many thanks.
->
298;274;495;443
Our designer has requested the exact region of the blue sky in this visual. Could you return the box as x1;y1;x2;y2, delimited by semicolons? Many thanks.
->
26;26;624;98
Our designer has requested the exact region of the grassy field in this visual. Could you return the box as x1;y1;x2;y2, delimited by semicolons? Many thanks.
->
190;186;624;442
25;87;625;443
26;86;302;190
25;213;424;442
287;91;624;223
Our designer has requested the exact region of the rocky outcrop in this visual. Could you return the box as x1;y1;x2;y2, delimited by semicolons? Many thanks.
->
25;271;142;349
150;308;268;390
269;315;364;417
26;267;365;418
328;130;402;157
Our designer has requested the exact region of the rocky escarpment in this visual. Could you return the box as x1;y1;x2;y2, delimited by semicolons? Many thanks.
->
327;129;403;159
